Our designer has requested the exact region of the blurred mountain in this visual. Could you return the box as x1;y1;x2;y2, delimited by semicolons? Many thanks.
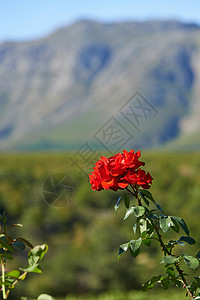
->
0;19;200;151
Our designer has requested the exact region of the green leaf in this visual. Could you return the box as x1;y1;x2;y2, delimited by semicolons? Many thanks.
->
139;190;155;203
133;206;145;217
0;235;13;252
160;276;170;290
142;275;161;291
37;294;56;300
171;277;182;288
114;204;119;212
178;236;196;245
171;218;180;233
20;244;48;273
190;281;199;294
141;231;151;246
147;221;155;235
130;238;142;252
114;196;122;212
124;194;130;209
20;264;42;273
142;238;151;247
142;281;154;291
13;241;26;250
139;191;149;206
129;247;140;258
28;244;48;266
29;266;42;273
171;217;189;236
118;242;129;258
0;280;14;286
6;278;15;285
16;238;34;249
9;223;23;228
123;207;135;220
155;203;164;213
139;219;147;233
132;223;137;234
143;197;150;206
159;216;171;233
166;266;175;277
161;255;179;265
19;272;27;280
6;270;20;278
124;206;145;220
147;213;158;220
2;253;13;260
182;254;199;270
141;231;147;239
1;212;7;224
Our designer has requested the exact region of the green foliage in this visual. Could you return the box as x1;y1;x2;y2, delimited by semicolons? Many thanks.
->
58;289;187;299
21;294;55;300
0;152;199;298
161;256;179;265
123;206;145;220
114;181;200;299
0;210;48;299
37;295;56;300
159;216;171;233
171;217;189;236
182;254;199;270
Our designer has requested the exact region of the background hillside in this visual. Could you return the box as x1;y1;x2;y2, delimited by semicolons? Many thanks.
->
0;20;200;151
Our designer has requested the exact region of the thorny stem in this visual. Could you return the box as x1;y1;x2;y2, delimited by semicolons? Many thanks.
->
126;186;142;206
154;225;194;298
5;271;28;299
1;259;6;299
133;189;195;299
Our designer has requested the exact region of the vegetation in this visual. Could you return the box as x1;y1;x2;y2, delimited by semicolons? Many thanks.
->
60;289;185;299
0;152;199;299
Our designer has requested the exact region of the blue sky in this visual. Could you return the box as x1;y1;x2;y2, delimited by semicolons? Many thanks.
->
1;0;200;42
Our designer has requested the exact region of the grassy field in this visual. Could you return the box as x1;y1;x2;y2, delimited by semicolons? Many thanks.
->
60;290;185;300
0;152;199;299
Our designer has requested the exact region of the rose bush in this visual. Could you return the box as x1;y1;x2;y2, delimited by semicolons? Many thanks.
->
89;150;200;299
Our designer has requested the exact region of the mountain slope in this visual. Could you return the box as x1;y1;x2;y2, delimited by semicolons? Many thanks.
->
0;20;200;151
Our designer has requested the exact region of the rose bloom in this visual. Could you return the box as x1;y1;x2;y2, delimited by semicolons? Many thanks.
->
89;150;153;191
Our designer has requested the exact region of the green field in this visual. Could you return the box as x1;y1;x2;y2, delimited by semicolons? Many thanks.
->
0;152;199;299
60;289;185;299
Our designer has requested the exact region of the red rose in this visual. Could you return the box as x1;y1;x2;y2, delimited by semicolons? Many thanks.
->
89;150;153;191
122;168;153;189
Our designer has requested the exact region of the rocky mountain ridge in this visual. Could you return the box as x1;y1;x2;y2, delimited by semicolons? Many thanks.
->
0;19;200;151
